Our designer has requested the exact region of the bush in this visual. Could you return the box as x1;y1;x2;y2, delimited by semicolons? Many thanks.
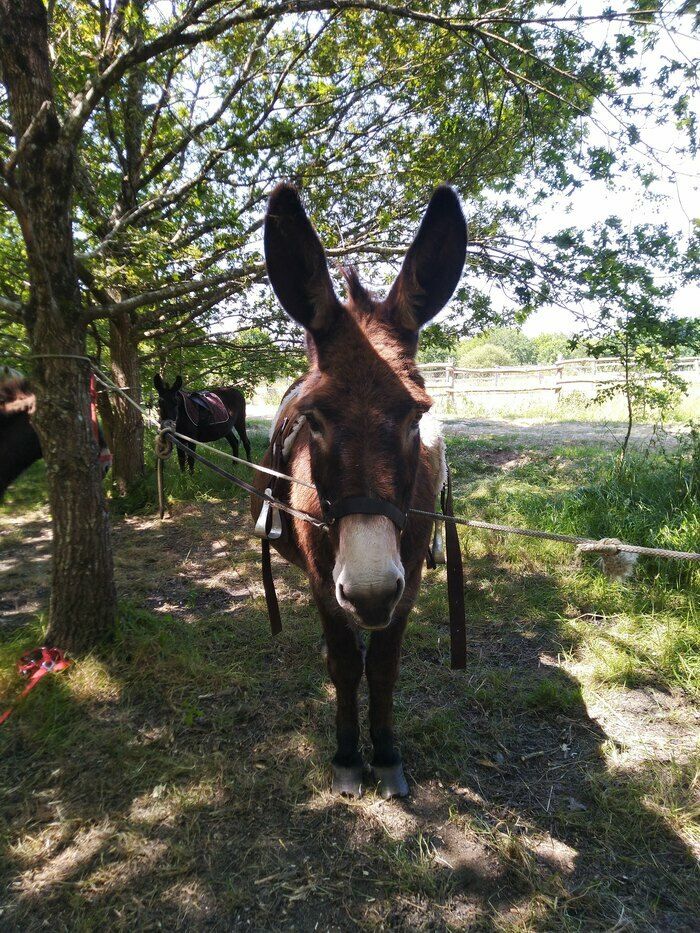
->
456;328;537;366
532;332;576;364
458;343;515;369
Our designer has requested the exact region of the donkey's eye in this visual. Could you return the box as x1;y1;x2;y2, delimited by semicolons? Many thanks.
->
410;414;422;433
305;411;323;435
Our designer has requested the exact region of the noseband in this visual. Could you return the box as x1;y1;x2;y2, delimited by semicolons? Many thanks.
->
322;496;407;531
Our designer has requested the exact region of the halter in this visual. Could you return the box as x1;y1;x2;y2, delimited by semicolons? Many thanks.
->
256;411;466;669
322;496;408;531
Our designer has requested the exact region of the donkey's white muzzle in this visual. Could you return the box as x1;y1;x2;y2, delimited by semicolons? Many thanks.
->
333;515;405;629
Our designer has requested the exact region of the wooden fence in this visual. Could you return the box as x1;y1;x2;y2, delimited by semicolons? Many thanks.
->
417;356;700;403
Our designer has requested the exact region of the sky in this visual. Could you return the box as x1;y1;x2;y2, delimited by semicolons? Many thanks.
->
521;7;699;337
521;127;699;337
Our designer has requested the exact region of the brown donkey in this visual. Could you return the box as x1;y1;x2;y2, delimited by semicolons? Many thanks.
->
252;184;466;798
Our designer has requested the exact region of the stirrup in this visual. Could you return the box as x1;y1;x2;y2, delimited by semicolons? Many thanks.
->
255;489;283;539
431;521;446;564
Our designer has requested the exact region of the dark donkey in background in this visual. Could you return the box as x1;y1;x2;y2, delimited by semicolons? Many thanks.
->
252;184;467;799
154;374;252;472
0;375;111;500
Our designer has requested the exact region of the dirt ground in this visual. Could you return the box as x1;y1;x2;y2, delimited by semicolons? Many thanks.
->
1;434;698;931
442;418;686;448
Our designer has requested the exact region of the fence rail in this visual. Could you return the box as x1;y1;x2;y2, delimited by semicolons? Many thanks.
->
417;356;700;401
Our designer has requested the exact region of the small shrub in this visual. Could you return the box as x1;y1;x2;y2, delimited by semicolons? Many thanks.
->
458;343;515;369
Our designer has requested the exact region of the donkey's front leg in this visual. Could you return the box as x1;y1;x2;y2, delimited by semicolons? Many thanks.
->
321;611;365;796
366;617;409;799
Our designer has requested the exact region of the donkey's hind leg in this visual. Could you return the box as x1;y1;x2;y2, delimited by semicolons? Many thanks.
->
177;445;187;473
236;417;252;462
320;608;365;796
366;616;410;798
187;441;196;473
225;430;239;460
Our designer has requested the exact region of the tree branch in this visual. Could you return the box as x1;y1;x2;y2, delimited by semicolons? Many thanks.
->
0;293;22;317
85;265;262;321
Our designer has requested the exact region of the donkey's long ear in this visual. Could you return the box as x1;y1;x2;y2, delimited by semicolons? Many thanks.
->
153;373;165;394
385;186;466;330
264;184;340;334
173;375;183;391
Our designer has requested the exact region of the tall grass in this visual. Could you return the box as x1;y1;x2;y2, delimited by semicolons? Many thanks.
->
434;386;700;423
449;435;700;695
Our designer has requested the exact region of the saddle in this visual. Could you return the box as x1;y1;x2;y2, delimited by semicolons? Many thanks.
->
180;390;229;426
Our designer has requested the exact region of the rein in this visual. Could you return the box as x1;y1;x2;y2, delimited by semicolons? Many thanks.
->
157;419;467;667
158;429;329;530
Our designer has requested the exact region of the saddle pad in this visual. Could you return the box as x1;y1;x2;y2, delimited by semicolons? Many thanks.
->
180;390;230;426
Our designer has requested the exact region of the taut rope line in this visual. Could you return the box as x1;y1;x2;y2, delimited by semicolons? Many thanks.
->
91;369;317;489
163;432;329;530
409;511;700;563
25;355;700;564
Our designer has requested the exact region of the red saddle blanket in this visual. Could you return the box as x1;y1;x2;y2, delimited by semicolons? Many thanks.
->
180;390;230;426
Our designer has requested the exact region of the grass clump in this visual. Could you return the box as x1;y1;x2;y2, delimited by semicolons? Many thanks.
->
451;439;699;697
519;678;582;713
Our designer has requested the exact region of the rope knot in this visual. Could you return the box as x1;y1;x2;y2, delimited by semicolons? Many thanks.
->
576;537;639;581
155;420;175;460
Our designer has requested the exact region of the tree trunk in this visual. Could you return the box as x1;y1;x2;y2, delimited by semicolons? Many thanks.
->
33;349;116;651
0;0;116;651
108;313;145;494
105;5;147;494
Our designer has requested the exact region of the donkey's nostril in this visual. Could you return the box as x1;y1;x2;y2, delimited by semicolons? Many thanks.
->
336;571;404;626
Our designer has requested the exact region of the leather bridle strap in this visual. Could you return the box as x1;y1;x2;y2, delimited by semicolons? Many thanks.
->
260;418;289;636
261;539;282;635
442;467;467;670
324;497;407;531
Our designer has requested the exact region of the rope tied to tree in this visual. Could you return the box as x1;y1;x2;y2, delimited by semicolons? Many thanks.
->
408;512;700;568
24;356;700;571
155;421;176;519
155;421;175;460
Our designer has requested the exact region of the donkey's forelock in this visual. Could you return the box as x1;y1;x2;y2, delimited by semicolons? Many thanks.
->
340;266;374;314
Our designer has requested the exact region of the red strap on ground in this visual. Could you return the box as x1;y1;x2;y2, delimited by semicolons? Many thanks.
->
0;647;71;725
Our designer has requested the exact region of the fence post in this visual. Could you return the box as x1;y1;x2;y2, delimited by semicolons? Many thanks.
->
447;356;455;407
554;357;563;403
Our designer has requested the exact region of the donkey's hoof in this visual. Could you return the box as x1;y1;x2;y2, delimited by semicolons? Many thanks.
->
332;763;364;797
373;763;409;799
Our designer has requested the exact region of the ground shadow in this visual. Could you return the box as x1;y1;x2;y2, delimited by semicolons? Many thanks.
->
1;470;698;930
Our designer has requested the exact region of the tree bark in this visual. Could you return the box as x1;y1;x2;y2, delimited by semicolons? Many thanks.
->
0;0;116;651
104;0;147;493
108;312;145;494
